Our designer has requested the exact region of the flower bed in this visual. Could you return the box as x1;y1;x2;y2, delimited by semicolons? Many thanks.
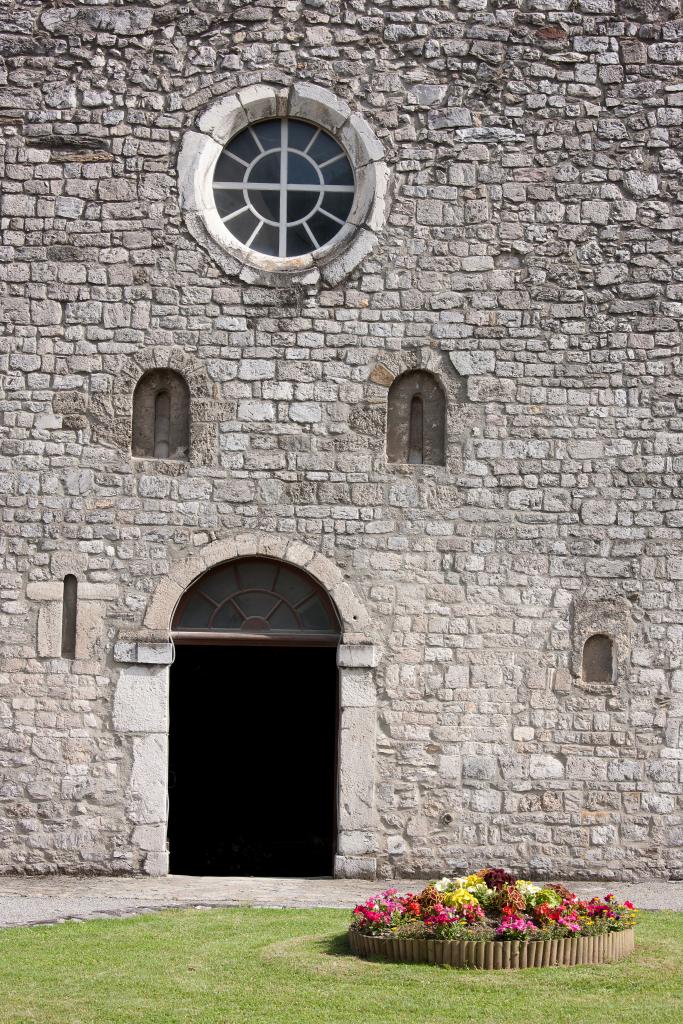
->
349;868;638;970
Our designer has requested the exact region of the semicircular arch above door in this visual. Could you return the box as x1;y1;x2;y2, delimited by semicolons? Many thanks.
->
172;556;342;645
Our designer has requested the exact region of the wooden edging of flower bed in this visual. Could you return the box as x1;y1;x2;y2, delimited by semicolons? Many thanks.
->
348;927;635;969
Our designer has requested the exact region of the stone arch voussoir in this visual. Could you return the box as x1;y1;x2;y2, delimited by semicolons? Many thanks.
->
369;346;461;402
144;534;372;640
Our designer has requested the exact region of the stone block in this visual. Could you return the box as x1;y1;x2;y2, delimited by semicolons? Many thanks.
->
337;645;378;669
75;600;105;661
197;93;249;146
467;376;516;403
177;131;221;213
307;552;344;591
289;402;322;423
132;824;167;853
254;536;289;561
456;126;523;143
529;754;565;780
387;834;406;855
143;851;170;876
320;228;378;286
45;83;77;109
234;533;260;556
428;107;472;129
113;666;169;733
337;830;377;856
27;582;63;601
330;581;371;631
469;789;502;812
581;500;617;525
338;707;376;831
238;83;288;123
450;350;495;376
439;754;461;779
355;160;391;234
581;200;610;224
289;82;352;133
135;643;174;665
340;669;375;708
334;854;376;879
407;84;448;107
448;162;477;186
237;400;275;422
144;578;183;630
130;734;168;825
51;552;88;578
55;197;84;219
284;540;317;569
113;640;138;664
667;557;683;580
79;583;118;601
369;364;394;388
37;603;61;658
591;825;618;846
623;171;659;199
462;755;498;782
42;7;153;35
30;300;62;326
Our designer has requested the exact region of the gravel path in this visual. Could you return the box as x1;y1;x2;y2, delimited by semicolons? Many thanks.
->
0;876;681;928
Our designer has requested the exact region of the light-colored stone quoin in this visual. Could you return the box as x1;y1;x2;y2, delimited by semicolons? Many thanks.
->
1;1;682;883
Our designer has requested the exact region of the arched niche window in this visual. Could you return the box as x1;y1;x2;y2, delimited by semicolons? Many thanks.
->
386;370;446;466
132;369;190;460
582;634;613;683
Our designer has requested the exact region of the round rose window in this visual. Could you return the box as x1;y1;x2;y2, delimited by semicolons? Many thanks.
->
212;118;355;259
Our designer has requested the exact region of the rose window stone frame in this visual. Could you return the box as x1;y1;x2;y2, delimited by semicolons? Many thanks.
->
177;83;391;287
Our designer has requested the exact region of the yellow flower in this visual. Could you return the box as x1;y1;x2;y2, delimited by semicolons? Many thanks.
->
441;888;479;908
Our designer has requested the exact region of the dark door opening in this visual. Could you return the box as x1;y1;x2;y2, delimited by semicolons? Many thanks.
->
168;644;338;877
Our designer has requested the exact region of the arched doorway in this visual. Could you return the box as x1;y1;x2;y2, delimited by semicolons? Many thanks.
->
167;556;341;876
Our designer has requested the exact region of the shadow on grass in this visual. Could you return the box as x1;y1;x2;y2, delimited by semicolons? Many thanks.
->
316;932;356;959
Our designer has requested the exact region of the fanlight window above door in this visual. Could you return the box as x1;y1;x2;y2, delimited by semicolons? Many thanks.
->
172;557;341;644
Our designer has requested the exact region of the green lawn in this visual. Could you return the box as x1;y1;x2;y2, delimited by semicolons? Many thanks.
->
0;908;680;1024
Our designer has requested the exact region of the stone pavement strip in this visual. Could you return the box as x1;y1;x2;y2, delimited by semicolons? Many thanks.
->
0;876;681;929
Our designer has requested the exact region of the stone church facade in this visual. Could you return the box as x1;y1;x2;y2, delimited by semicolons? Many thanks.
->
1;0;682;880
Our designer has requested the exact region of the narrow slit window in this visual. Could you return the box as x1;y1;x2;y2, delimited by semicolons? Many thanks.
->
582;634;613;683
386;370;446;466
408;395;424;464
154;390;171;459
61;574;77;659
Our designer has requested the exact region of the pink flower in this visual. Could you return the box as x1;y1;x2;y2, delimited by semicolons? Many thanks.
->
558;917;580;932
496;915;538;938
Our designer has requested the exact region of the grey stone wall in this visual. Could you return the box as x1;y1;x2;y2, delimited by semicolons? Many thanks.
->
1;0;682;879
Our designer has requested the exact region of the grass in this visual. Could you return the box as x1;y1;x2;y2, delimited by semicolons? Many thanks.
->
0;908;680;1024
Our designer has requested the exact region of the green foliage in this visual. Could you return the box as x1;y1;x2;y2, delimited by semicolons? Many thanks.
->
529;888;564;909
0;908;680;1024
